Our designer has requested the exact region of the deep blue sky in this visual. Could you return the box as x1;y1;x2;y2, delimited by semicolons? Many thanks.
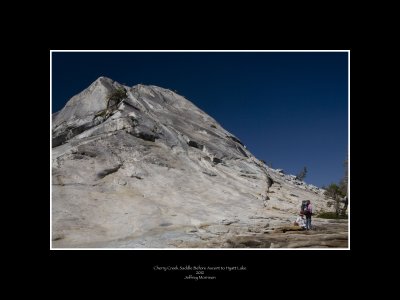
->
52;52;348;187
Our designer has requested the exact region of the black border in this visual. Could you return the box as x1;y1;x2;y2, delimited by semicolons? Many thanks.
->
45;44;360;285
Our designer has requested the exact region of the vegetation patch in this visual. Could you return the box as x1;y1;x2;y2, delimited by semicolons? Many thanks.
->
93;87;128;122
317;212;348;219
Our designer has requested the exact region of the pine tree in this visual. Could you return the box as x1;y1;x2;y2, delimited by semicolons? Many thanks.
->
339;155;348;215
339;156;348;196
296;166;307;181
324;183;346;216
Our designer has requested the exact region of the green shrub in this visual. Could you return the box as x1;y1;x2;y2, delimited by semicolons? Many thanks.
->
317;212;348;219
93;88;127;122
107;88;127;108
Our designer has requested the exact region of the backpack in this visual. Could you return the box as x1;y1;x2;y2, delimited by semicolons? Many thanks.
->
300;200;308;213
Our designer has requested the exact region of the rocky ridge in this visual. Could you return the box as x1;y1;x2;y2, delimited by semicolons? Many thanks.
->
51;77;346;248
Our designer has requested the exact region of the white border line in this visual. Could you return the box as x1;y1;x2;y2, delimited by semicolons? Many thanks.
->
50;50;350;250
348;50;350;248
51;50;349;52
50;51;53;250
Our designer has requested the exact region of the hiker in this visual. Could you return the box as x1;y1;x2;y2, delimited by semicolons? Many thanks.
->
303;200;313;230
294;213;306;229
